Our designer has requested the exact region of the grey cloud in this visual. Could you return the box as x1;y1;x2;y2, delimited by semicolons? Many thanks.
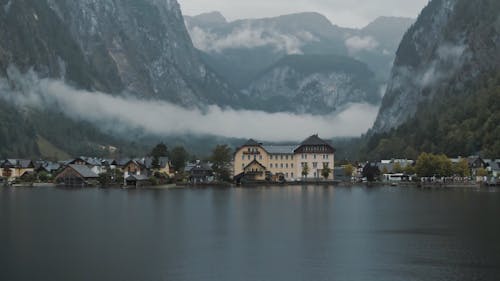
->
188;24;317;54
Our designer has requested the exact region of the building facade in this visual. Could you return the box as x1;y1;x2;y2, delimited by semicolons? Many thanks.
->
233;135;335;181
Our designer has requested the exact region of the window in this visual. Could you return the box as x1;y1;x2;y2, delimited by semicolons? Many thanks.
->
291;164;294;168
248;155;250;160
281;155;283;160
286;164;288;169
286;155;289;160
270;163;273;168
242;163;245;168
323;162;329;168
314;154;317;159
259;155;262;160
281;163;284;168
286;173;289;178
313;162;318;168
270;155;273;160
291;173;294;178
242;155;245;160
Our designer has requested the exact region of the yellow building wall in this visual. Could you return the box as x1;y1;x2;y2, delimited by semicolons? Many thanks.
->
233;145;335;181
234;146;269;176
295;153;335;180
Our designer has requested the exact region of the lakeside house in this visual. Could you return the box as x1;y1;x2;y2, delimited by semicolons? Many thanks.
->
187;162;214;184
0;159;35;181
55;164;99;187
233;135;336;183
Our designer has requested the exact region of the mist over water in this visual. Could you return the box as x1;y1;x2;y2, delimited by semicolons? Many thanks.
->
0;67;379;142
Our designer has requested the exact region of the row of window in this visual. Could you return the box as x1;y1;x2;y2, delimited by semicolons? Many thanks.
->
243;155;263;161
302;146;329;152
270;163;294;169
301;162;330;169
301;154;330;160
270;154;293;160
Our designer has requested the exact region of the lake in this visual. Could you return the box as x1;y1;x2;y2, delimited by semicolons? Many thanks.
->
1;185;500;281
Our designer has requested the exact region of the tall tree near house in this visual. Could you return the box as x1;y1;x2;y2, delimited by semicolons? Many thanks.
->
393;162;404;173
210;144;233;182
171;146;189;172
321;163;331;180
302;163;309;179
453;159;470;177
344;164;355;177
150;143;169;169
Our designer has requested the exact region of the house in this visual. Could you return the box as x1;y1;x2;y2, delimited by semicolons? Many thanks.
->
233;135;335;182
0;159;35;181
484;159;500;178
125;174;150;187
467;156;487;175
54;164;99;187
122;160;148;182
143;157;172;177
241;160;270;182
35;161;61;175
67;157;105;175
188;162;214;184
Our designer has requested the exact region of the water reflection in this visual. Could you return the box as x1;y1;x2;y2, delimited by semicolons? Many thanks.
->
1;186;500;281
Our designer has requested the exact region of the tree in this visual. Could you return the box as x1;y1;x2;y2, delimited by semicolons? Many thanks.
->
415;153;453;177
362;163;380;182
343;164;355;178
393;162;404;173
150;143;169;169
321;163;332;180
301;163;309;179
38;171;52;182
211;144;233;182
453;158;470;176
477;167;488;177
171;146;189;172
404;164;416;175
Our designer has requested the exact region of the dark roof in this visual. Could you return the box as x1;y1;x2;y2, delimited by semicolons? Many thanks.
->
69;165;98;178
2;159;34;168
300;135;332;146
126;174;150;181
243;139;261;146
244;160;266;170
262;145;297;154
190;163;213;172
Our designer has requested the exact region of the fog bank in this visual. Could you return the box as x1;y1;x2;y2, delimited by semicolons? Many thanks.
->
0;67;379;142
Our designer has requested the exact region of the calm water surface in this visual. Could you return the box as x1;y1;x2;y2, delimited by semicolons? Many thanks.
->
1;185;500;281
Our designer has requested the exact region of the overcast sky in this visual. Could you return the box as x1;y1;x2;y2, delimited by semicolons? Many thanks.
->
178;0;429;28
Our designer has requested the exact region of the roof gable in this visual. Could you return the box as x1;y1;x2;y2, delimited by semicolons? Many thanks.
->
68;165;98;178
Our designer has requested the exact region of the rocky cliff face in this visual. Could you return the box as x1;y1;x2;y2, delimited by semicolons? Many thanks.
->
373;0;500;132
0;0;236;106
243;55;380;114
0;0;238;157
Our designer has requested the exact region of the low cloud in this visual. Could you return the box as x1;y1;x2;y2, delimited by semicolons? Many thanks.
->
1;66;379;142
345;36;379;53
187;23;317;54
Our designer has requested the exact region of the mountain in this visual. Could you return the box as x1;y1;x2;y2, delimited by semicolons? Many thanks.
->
1;0;236;106
365;0;500;159
185;12;414;87
242;54;380;114
0;0;236;158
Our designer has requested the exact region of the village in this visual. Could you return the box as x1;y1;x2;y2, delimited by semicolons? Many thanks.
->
0;135;499;188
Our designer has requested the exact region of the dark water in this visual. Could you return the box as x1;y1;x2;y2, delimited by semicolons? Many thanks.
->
2;186;500;281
